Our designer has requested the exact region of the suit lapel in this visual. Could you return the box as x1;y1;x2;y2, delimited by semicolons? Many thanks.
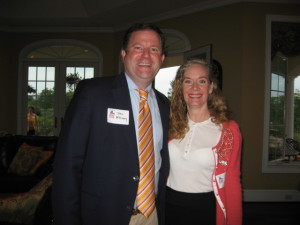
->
111;73;138;161
111;73;132;110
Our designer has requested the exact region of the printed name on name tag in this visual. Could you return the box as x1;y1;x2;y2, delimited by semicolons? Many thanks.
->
107;108;129;125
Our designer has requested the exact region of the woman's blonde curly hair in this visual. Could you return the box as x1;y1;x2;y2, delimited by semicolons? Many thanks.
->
169;58;230;139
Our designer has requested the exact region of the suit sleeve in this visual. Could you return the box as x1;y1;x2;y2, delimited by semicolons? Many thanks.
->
52;80;92;225
225;121;243;225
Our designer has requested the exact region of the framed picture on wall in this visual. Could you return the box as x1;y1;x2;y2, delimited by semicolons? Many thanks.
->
184;44;212;63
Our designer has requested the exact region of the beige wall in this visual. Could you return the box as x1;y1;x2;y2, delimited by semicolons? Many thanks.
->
0;2;300;191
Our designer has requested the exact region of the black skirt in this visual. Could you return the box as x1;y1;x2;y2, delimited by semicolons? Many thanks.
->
165;186;216;225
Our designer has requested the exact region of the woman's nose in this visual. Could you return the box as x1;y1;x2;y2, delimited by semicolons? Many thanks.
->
192;82;199;89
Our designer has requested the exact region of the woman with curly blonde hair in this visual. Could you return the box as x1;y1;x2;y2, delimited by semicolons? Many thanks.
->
166;59;242;225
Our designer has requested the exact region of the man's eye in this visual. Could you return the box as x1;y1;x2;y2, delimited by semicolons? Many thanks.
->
150;47;159;53
134;46;142;51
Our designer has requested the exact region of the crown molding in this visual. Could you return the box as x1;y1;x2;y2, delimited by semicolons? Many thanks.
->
1;0;299;33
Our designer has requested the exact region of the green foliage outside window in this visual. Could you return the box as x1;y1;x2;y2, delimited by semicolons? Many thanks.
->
28;89;54;136
27;73;81;136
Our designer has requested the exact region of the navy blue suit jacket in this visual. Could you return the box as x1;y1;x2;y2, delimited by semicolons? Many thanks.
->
52;73;170;225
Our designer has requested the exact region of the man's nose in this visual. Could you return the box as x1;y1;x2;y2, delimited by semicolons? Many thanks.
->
141;49;150;57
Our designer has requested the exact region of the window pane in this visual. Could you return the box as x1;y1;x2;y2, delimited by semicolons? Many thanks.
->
278;75;285;92
28;67;37;80
85;67;94;79
37;67;46;80
47;67;55;81
75;67;84;79
28;81;36;92
271;73;278;90
271;90;277;98
66;67;75;74
37;82;46;94
46;81;55;90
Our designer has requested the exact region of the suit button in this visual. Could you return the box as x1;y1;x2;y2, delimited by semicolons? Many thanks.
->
133;176;139;181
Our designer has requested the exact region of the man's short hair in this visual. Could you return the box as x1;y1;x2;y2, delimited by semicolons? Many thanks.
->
122;23;166;55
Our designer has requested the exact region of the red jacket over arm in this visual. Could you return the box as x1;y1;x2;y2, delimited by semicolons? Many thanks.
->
212;120;242;225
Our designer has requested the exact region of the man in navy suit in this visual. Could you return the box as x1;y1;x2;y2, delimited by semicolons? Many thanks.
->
52;23;170;225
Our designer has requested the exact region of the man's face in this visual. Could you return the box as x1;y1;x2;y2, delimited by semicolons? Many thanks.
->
121;30;165;89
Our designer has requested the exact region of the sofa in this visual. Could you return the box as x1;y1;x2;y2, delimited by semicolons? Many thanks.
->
0;134;58;225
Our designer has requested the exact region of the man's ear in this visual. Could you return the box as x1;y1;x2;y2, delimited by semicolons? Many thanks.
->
161;53;165;63
121;49;126;61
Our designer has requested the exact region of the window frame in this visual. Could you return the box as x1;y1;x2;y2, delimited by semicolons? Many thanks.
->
262;15;300;173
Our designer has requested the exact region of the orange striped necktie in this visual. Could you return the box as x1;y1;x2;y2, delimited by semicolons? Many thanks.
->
136;89;155;218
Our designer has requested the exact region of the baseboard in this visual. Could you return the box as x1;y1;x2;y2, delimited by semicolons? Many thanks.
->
243;189;300;202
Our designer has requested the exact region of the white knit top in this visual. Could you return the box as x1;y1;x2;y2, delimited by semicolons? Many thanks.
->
167;117;222;193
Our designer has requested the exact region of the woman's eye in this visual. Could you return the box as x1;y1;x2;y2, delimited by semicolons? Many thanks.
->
183;79;193;85
198;79;207;85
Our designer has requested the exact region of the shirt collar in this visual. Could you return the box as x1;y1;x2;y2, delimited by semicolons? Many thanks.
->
188;115;212;126
125;73;153;92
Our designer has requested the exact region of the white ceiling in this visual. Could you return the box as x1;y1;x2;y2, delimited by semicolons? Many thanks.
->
0;0;298;32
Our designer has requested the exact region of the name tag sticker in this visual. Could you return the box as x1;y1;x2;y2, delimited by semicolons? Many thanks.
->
107;108;129;125
216;172;226;189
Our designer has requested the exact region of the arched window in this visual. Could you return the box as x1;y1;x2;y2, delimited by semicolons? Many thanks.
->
18;39;102;136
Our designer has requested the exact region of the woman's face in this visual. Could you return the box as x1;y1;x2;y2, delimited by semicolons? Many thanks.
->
182;64;213;110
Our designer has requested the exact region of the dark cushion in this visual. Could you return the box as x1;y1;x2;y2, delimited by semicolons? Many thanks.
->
8;143;44;176
7;143;53;177
0;174;53;225
0;135;58;193
0;135;57;171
